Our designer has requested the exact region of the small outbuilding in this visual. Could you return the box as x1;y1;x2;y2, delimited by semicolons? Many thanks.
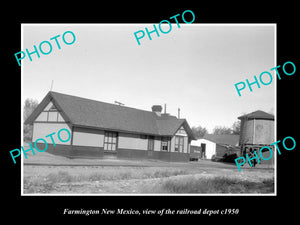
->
25;91;196;162
191;134;240;160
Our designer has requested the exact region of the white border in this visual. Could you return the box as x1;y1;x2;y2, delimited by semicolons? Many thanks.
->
21;23;277;196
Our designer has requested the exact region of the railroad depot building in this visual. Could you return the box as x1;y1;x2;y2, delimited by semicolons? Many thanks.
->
25;91;195;161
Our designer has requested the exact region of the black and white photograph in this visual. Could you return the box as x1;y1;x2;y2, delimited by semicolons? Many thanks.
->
4;5;298;221
21;24;276;195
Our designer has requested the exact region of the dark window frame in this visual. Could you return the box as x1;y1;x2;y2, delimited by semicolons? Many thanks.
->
104;131;118;151
161;137;170;152
175;136;184;152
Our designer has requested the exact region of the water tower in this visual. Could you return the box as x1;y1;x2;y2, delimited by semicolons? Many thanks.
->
238;110;275;164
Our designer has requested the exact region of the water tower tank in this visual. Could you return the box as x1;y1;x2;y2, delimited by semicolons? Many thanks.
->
238;110;274;146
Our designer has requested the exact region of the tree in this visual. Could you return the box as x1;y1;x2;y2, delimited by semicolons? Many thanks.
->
191;125;208;139
23;98;39;142
24;98;39;120
268;107;274;115
212;126;232;135
231;120;241;135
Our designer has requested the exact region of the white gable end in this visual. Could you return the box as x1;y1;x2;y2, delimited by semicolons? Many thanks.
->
34;100;65;123
175;126;187;136
44;101;54;110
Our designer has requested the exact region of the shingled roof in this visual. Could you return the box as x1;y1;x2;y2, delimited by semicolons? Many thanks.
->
202;134;240;146
238;110;274;120
25;91;195;139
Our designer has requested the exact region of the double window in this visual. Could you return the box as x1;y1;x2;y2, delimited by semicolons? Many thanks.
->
36;104;64;122
104;131;118;151
161;137;170;151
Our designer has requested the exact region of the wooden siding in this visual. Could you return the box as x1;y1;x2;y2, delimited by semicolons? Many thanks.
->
32;122;71;145
32;99;72;145
48;111;58;121
57;113;65;122
170;136;175;152
153;137;161;151
36;112;48;121
184;136;188;153
72;127;104;147
240;118;274;145
254;119;274;145
44;101;54;110
118;133;148;150
240;119;254;145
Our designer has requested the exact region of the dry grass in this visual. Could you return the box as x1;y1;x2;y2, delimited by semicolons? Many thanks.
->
22;147;274;194
23;164;274;194
23;167;191;193
158;176;274;194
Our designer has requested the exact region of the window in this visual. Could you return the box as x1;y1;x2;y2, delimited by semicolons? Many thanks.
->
48;111;58;121
175;136;184;152
36;103;63;122
161;137;170;151
104;131;118;151
148;136;154;151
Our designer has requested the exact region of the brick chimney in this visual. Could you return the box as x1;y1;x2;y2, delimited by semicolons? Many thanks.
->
151;105;162;116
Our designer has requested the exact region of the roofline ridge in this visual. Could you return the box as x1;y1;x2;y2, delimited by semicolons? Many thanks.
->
49;91;162;115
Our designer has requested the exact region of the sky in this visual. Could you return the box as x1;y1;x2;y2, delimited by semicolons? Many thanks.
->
22;24;275;133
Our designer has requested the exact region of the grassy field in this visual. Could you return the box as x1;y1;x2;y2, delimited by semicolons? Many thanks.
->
23;151;275;194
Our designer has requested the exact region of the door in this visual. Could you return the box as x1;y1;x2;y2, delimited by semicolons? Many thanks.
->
147;136;154;157
201;143;206;159
148;136;154;151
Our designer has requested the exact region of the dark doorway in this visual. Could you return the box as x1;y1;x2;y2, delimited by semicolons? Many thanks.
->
148;136;154;151
201;143;206;159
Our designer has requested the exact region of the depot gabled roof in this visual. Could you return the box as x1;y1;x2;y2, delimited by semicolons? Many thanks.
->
238;110;274;120
25;91;195;139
